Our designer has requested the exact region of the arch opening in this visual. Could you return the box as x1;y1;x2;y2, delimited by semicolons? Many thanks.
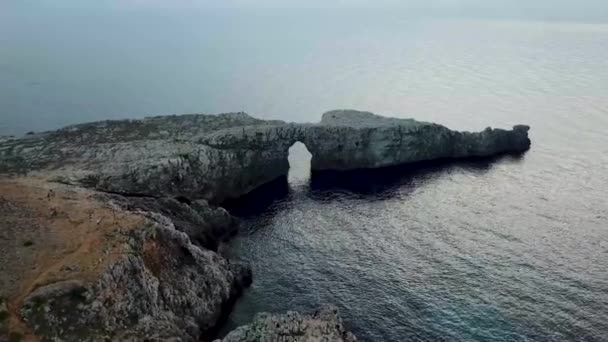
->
287;141;312;185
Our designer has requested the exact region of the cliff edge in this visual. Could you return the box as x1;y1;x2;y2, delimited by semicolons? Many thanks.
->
0;110;530;203
0;110;530;341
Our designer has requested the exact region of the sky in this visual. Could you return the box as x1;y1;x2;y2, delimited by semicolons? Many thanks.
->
3;0;608;21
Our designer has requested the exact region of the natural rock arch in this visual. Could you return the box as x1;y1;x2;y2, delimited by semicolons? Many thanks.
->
0;110;530;203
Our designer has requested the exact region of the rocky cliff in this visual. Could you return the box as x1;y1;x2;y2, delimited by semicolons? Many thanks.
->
0;110;530;341
0;110;530;203
0;179;250;341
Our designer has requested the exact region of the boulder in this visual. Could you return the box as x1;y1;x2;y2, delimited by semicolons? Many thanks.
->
216;306;357;342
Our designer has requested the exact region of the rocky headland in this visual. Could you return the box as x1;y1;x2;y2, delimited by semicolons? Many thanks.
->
0;110;530;341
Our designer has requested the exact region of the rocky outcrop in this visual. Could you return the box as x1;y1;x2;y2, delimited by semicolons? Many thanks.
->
0;109;530;341
0;179;249;341
20;214;251;341
216;306;357;342
201;110;530;189
0;110;530;203
113;196;239;251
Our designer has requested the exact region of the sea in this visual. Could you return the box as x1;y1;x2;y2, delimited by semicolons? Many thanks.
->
1;5;607;341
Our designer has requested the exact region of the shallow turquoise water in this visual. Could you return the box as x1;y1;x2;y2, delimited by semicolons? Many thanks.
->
2;8;607;341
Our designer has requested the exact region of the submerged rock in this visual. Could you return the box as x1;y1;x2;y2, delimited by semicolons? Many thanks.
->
0;110;531;203
216;306;357;342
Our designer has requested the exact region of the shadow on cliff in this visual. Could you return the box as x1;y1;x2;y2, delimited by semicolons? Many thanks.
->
222;176;291;217
223;153;525;217
310;154;524;197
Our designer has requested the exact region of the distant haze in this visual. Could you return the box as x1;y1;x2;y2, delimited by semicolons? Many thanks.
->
1;0;607;135
1;2;608;340
3;0;608;21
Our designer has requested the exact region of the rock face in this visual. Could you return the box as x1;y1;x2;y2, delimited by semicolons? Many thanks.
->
0;110;530;203
0;179;250;341
20;215;251;341
114;196;239;251
0;109;530;341
216;306;357;342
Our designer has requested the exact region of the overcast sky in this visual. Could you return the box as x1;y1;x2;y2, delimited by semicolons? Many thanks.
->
3;0;608;21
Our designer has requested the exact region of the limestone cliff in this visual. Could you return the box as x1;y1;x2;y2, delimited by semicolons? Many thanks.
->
0;109;530;341
0;110;530;203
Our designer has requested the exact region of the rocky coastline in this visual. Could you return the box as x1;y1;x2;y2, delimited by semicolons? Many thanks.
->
0;110;530;341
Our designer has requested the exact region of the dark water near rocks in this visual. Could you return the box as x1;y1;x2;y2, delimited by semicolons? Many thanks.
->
223;146;608;341
2;7;608;341
216;19;608;341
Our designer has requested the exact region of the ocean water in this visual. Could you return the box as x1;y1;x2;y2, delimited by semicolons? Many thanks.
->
2;7;608;341
217;18;608;342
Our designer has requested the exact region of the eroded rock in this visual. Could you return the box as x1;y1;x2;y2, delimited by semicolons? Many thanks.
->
113;195;239;251
216;306;357;342
0;110;531;203
0;109;530;341
19;212;251;341
0;179;249;341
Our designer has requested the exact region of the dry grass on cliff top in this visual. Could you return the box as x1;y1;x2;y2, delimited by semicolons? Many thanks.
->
0;177;148;340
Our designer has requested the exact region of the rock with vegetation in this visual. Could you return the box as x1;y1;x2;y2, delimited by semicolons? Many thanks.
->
0;179;249;341
216;306;357;342
20;217;251;341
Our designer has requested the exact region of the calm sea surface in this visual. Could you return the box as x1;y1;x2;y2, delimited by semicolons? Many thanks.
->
2;8;608;341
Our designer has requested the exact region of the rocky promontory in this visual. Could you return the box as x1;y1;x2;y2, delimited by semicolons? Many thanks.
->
0;110;530;341
0;110;530;203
